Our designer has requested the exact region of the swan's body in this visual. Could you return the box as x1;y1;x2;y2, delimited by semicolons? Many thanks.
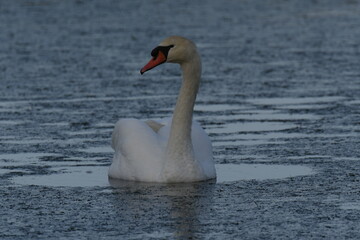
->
109;36;216;182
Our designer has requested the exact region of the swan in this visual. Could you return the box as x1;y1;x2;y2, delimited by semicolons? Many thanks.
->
109;36;216;182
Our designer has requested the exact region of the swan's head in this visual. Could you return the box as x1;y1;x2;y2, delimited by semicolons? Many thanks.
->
140;36;198;74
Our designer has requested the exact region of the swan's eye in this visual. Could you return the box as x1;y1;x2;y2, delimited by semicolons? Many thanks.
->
151;45;174;59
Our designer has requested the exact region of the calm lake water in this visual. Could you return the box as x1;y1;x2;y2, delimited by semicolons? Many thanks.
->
1;0;360;239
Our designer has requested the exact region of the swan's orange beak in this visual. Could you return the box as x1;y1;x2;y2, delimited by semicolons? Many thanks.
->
140;51;167;75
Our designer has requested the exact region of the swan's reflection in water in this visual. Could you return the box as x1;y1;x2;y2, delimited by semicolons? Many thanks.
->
109;178;216;239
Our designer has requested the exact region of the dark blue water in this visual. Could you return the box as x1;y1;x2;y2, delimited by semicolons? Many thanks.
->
1;0;360;239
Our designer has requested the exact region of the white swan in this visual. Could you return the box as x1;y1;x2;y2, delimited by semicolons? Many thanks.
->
109;36;216;182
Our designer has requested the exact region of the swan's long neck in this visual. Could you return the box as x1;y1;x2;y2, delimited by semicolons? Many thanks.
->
163;53;203;181
170;57;201;145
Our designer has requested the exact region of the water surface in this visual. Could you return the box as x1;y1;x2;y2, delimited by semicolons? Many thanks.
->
1;0;360;239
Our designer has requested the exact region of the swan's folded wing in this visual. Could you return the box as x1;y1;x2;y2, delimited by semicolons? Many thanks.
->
145;120;165;133
191;121;216;179
110;118;165;181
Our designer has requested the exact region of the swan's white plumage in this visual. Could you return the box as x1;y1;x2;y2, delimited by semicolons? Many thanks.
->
109;119;165;181
109;36;216;182
109;118;215;182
